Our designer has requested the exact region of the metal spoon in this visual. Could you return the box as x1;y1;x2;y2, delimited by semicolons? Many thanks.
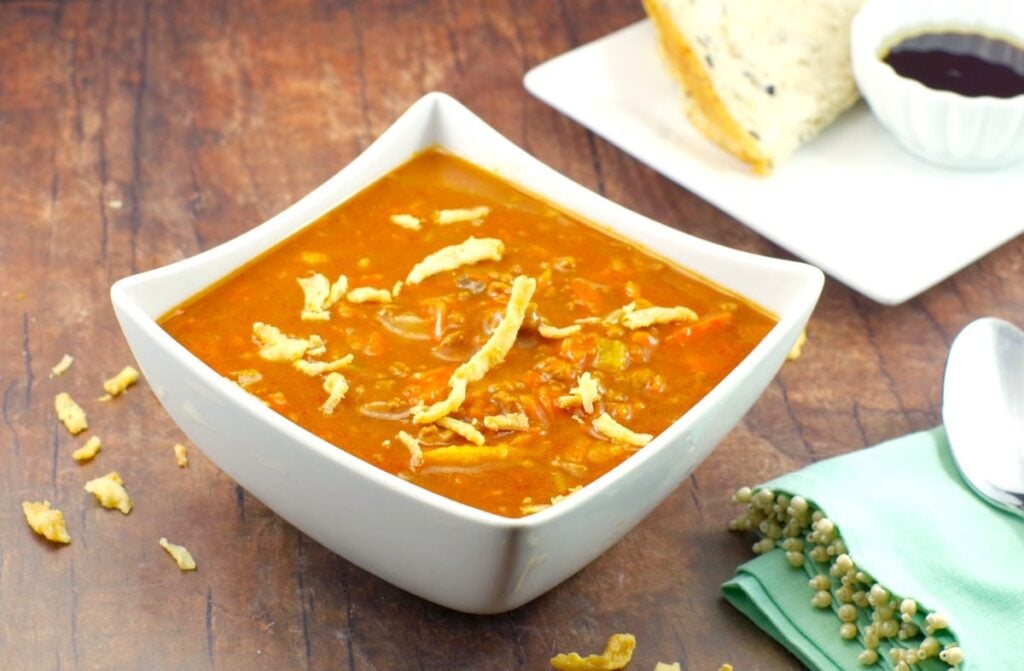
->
942;317;1024;517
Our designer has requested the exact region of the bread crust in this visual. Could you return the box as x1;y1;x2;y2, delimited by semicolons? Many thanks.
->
643;0;772;173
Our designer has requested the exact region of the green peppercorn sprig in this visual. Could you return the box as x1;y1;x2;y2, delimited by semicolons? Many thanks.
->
729;487;965;669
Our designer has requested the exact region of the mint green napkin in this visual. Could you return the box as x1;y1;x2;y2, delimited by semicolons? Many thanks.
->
722;427;1024;671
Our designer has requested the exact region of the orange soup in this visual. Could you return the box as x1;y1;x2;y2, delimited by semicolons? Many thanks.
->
160;149;776;517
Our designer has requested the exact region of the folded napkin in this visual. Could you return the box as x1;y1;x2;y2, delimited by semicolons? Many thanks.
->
722;427;1024;671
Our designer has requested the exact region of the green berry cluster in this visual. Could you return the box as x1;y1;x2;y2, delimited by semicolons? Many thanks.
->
729;487;965;669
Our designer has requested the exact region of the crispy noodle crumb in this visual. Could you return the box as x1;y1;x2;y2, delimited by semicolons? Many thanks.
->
392;280;403;297
406;236;505;285
787;329;808;360
390;213;422;230
50;354;74;377
346;287;392;304
520;498;547;515
593;413;652;447
621;305;698;330
102;366;140;399
602;302;636;326
55;392;88;435
72;436;102;463
520;486;581;515
451;275;533;386
437;417;486;446
174;443;189;468
22;500;71;544
539;323;582;339
320;373;349;415
305;339;326;357
299;272;349;319
412;379;467;426
556;372;601;414
252;322;323;363
654;664;682;671
298;273;332;321
293;354;354;376
84;472;132;514
159;537;197;571
434;206;490;225
550;633;636;671
328;274;349;306
232;369;263;388
413;275;536;424
396;431;424;469
483;412;529;432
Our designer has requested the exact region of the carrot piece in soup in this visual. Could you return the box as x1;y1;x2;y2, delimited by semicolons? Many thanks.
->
559;333;598;365
664;311;735;346
570;278;607;314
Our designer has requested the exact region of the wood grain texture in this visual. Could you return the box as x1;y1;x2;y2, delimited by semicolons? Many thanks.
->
2;1;1023;669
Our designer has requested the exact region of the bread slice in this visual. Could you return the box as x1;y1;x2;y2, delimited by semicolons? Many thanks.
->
643;0;866;173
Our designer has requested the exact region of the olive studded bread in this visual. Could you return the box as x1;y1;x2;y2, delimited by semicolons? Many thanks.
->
643;0;866;173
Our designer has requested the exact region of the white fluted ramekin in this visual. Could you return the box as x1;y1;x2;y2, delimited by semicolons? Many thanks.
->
111;93;823;614
852;0;1024;169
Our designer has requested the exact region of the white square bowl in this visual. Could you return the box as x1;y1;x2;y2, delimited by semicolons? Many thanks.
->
111;92;823;614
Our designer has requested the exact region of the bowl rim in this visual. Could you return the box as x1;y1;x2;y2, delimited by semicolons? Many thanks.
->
112;91;823;532
852;0;1024;108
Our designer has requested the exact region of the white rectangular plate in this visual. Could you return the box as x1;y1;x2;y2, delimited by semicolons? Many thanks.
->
525;20;1024;305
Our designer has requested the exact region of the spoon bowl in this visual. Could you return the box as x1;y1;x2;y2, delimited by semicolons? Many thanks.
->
942;317;1024;517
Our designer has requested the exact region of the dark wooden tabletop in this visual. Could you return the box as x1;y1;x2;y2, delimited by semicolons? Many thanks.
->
3;1;1023;670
